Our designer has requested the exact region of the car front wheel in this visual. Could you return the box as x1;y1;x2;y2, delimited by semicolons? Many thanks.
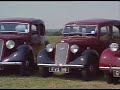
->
40;67;53;77
104;72;119;84
104;72;113;84
81;64;98;81
20;59;34;76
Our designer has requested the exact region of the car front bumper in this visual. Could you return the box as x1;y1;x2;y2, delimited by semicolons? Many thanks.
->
99;66;120;70
37;63;84;68
99;66;120;77
0;62;22;65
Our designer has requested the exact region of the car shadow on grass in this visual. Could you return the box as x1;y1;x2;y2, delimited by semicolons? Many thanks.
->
53;72;104;82
1;70;120;85
34;70;105;82
47;72;120;85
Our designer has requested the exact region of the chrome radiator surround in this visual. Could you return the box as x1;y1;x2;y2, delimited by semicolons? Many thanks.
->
55;43;69;65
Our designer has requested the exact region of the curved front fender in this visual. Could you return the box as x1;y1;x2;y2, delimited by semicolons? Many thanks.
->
37;49;54;64
3;45;33;62
70;49;99;66
99;48;117;67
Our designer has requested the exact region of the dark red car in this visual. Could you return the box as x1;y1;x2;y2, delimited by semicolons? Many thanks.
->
99;20;120;84
37;18;119;81
0;17;48;76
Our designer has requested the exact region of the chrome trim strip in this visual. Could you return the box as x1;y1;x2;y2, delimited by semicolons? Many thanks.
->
99;66;120;70
0;62;22;65
0;39;4;61
37;64;84;68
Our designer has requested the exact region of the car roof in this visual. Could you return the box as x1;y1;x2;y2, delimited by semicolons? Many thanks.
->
0;17;44;24
65;18;120;26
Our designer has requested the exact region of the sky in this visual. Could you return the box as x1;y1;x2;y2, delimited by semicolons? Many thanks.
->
0;1;119;29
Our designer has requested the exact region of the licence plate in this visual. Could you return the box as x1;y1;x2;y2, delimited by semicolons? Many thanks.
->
49;67;69;73
113;70;120;77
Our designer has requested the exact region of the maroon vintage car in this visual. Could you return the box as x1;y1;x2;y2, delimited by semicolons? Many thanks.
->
0;17;48;76
37;18;119;81
99;20;120;84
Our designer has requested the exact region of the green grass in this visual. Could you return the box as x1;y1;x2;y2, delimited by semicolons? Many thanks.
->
0;72;120;89
0;36;120;89
46;36;63;44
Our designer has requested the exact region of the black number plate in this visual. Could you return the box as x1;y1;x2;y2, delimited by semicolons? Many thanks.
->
113;70;120;77
49;67;69;73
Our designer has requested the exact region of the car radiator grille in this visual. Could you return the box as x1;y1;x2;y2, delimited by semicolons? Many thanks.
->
55;43;69;65
0;39;4;60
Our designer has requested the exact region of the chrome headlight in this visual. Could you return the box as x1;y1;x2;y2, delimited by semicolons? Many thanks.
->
109;43;119;52
46;44;54;52
70;45;79;53
6;40;15;49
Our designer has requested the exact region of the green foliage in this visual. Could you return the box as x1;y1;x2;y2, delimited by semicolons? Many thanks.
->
46;29;62;36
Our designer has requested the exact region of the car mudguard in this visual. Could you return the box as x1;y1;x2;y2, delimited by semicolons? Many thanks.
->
37;49;54;64
70;49;99;66
4;45;34;62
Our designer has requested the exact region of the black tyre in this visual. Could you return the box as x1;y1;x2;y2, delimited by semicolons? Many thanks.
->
104;72;113;84
113;77;119;85
20;59;34;76
40;67;53;77
20;52;35;76
81;64;98;81
81;69;90;81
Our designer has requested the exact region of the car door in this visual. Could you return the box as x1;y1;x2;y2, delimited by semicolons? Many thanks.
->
31;24;41;55
98;26;112;54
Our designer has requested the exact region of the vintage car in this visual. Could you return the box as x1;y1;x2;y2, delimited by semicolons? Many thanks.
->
99;20;120;84
0;17;48;76
37;18;119;81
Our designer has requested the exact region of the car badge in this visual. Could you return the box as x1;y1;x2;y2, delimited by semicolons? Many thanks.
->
59;47;65;50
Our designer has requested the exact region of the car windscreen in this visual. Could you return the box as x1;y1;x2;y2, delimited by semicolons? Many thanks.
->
0;22;29;33
63;25;97;35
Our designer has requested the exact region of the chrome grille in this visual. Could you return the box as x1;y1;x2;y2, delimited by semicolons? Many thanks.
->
0;39;4;61
55;43;69;65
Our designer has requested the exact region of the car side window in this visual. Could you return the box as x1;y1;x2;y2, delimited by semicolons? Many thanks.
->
15;24;28;33
100;26;111;40
0;25;5;31
112;26;120;39
31;25;38;34
39;24;45;36
31;24;41;43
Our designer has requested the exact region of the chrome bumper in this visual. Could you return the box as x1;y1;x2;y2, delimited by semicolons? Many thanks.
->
37;64;84;68
0;62;22;65
99;66;120;70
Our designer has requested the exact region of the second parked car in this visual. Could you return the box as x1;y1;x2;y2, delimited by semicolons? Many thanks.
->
37;18;120;81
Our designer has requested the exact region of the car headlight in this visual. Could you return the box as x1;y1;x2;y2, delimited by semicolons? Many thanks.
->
6;40;15;49
70;45;79;53
109;43;119;52
46;44;54;52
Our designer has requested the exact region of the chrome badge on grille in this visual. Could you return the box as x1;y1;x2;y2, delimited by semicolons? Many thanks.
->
59;47;65;50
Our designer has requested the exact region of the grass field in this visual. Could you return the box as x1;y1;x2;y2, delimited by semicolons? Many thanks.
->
46;36;63;44
0;36;120;89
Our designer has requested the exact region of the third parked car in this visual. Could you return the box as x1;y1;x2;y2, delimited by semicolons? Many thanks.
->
99;19;120;84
